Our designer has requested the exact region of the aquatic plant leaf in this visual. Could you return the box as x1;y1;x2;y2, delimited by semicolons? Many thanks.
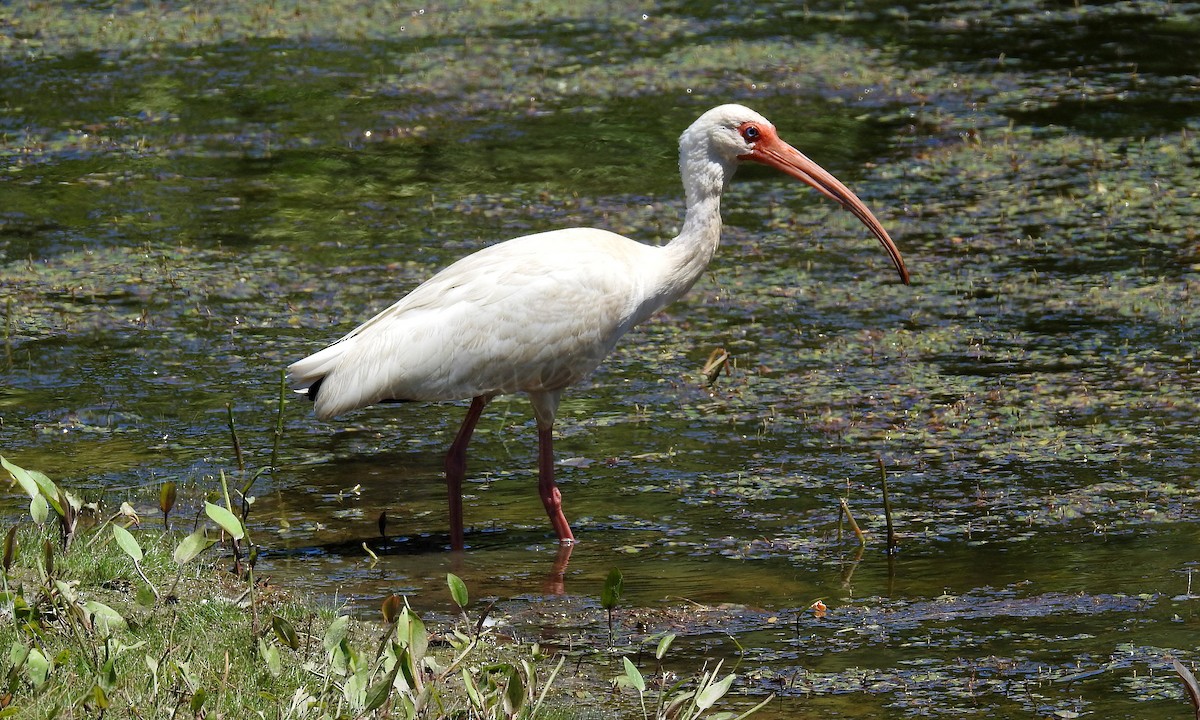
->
159;482;177;518
696;670;735;711
85;602;127;635
172;528;215;566
364;659;400;713
31;477;62;518
381;594;403;624
8;644;29;671
1;526;14;572
135;585;156;607
204;502;244;540
601;568;623;610
621;656;645;693
462;668;484;709
189;688;206;715
655;632;676;660
1;456;39;499
25;648;50;687
111;525;142;563
503;664;525;716
323;615;350;654
28;497;47;525
271;615;299;651
447;572;468;609
401;608;428;665
258;638;282;678
395;644;420;693
2;457;63;520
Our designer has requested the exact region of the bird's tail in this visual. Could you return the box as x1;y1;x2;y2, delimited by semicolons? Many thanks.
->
287;341;349;407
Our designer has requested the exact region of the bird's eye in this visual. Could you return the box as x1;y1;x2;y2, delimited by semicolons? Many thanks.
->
740;124;761;142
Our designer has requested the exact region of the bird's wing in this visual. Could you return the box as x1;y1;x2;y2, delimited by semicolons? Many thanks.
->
290;228;663;419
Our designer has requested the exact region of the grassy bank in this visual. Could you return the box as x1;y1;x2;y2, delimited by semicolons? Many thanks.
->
0;455;770;719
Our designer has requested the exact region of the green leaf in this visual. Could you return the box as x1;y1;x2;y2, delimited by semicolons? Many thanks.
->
363;662;400;713
601;568;623;610
622;656;645;692
26;648;50;687
271;615;299;650
159;482;177;517
258;638;282;678
85;601;128;635
0;456;62;515
394;645;418;692
3;456;60;522
504;664;525;716
111;524;143;563
655;632;676;660
135;585;157;607
29;472;64;517
1;456;39;499
173;527;215;566
344;661;368;706
90;683;110;709
462;668;484;709
204;502;244;540
447;572;468;609
3;525;16;572
402;609;428;664
189;688;207;715
29;495;47;525
323;615;350;654
695;672;736;710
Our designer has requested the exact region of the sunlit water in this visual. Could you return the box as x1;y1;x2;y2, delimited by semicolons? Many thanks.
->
1;1;1198;717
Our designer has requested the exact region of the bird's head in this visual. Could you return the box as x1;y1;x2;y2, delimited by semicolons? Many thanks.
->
684;104;910;285
685;104;776;163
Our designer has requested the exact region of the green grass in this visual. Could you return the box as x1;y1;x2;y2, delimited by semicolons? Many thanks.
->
0;517;341;716
0;456;769;719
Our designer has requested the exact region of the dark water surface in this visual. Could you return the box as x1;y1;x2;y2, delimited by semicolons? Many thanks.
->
2;1;1198;717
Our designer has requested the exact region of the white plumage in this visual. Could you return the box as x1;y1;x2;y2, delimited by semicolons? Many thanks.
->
289;104;909;551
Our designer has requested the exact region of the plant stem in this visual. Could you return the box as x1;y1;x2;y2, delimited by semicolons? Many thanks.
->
271;369;287;473
3;296;12;366
226;404;244;473
839;498;866;546
880;456;897;554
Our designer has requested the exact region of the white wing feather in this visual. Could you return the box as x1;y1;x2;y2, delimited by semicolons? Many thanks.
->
288;228;670;420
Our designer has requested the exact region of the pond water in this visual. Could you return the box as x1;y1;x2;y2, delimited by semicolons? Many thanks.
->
2;1;1198;717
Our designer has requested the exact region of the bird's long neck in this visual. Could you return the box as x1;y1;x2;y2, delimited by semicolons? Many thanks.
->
656;149;732;305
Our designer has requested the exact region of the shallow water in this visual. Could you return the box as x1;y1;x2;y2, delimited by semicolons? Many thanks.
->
2;1;1198;717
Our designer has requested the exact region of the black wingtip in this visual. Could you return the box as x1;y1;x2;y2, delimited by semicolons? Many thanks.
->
305;376;324;404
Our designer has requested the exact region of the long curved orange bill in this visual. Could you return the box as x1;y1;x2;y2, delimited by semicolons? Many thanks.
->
742;127;910;285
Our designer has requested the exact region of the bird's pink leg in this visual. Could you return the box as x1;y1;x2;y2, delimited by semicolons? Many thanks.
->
537;425;575;544
445;396;489;551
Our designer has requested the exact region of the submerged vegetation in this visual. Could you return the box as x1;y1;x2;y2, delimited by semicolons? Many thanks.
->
1;0;1198;718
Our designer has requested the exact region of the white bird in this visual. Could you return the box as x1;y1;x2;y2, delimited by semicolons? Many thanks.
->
289;104;909;551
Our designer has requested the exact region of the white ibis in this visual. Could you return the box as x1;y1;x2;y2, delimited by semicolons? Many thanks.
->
289;104;909;551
